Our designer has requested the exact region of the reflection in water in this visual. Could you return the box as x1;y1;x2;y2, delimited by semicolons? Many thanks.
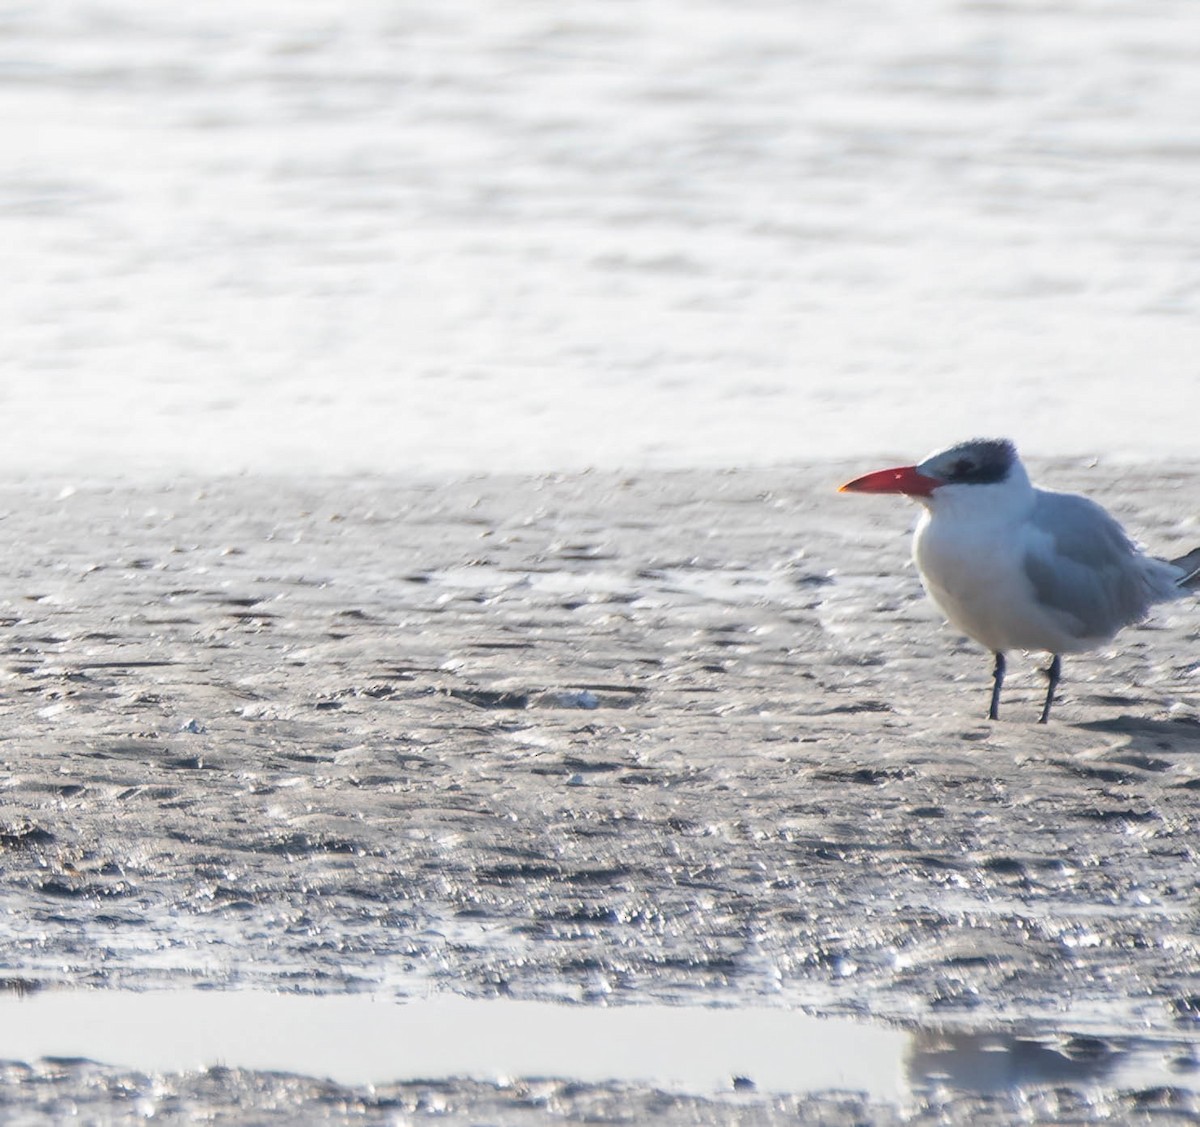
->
907;1030;1119;1093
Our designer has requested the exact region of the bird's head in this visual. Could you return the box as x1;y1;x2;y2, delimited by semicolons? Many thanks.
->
839;438;1018;503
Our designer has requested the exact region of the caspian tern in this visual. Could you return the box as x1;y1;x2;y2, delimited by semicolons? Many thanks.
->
840;438;1200;722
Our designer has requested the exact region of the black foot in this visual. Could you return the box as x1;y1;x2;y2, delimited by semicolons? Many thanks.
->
988;652;1005;721
1038;654;1062;724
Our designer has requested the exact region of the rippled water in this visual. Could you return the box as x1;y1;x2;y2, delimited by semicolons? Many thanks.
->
2;1;1198;476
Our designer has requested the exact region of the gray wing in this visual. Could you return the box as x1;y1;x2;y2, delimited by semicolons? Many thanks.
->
1023;491;1172;641
1169;546;1200;588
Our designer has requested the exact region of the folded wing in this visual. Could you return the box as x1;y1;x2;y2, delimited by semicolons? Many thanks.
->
1023;491;1183;642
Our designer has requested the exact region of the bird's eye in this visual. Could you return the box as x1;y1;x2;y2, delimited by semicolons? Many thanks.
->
951;458;974;477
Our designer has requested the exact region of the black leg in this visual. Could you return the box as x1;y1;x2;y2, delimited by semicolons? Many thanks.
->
988;651;1006;721
1038;654;1062;724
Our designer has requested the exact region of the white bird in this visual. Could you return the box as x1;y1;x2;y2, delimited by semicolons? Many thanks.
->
839;438;1199;722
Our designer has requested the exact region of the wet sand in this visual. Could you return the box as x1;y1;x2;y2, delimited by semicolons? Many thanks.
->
1;459;1199;1123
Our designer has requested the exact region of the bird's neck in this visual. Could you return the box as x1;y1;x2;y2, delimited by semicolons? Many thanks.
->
923;463;1036;531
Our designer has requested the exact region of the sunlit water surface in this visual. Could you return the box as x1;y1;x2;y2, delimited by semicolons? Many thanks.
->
1;1;1198;477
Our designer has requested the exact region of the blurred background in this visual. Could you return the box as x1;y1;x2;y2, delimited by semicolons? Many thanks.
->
2;0;1197;478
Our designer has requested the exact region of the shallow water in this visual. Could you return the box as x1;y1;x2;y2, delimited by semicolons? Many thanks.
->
2;988;1196;1107
0;990;905;1098
1;1;1198;478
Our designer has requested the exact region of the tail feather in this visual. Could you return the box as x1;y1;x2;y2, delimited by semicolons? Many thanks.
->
1169;546;1200;588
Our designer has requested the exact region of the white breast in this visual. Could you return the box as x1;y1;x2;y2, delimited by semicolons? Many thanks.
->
910;473;1097;656
914;510;1084;654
